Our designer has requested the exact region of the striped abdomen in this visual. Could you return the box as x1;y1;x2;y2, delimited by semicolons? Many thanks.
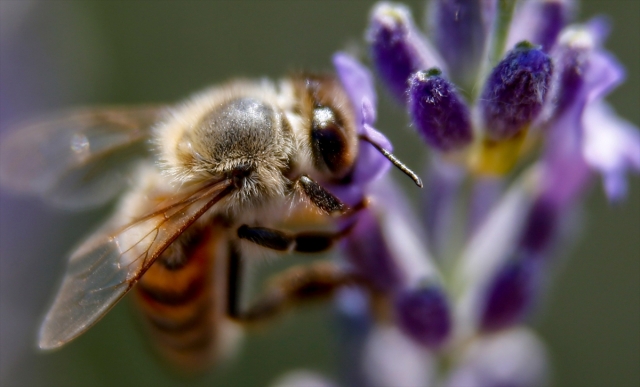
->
131;223;241;373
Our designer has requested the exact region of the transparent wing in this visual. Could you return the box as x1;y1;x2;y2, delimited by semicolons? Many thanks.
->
0;106;166;209
38;178;234;350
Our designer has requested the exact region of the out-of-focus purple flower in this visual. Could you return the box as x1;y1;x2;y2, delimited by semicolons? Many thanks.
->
428;0;492;89
444;328;549;387
509;0;574;53
362;325;435;387
423;157;466;258
459;168;574;333
467;176;504;236
334;288;373;387
582;102;640;201
341;208;403;292
518;196;558;255
454;173;538;336
270;371;338;387
394;284;451;347
479;257;537;331
367;2;444;102
542;20;640;202
341;176;452;349
480;42;553;141
408;68;474;152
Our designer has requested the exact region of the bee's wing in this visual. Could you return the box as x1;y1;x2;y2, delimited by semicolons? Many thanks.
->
0;106;166;209
38;178;234;350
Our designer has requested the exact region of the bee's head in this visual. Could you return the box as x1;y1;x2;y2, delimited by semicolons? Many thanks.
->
293;75;359;183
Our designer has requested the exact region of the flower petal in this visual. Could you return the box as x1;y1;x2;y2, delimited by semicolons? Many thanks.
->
363;325;435;387
333;52;377;125
543;21;628;203
582;102;640;201
330;53;392;203
444;328;549;387
270;371;338;387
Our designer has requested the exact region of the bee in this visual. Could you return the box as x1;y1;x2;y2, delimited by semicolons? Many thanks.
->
0;63;421;372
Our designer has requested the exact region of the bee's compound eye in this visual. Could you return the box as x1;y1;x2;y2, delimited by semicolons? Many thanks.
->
311;106;350;176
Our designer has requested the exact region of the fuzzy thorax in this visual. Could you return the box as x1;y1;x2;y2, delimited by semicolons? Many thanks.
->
152;80;298;215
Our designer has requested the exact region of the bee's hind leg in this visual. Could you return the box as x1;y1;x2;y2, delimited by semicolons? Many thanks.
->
227;253;360;322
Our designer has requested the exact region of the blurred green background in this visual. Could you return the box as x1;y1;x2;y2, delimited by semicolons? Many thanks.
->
0;1;638;386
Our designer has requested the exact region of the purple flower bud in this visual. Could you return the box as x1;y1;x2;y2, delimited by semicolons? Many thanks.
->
549;28;594;120
554;47;588;117
367;2;443;102
480;258;536;332
429;0;489;89
408;69;473;151
480;42;553;140
518;197;557;255
394;285;451;347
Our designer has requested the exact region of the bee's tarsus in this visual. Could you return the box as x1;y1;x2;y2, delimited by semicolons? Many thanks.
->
298;175;349;215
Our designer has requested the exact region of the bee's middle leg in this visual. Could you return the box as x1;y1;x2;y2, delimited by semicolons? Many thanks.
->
229;226;356;322
236;225;350;253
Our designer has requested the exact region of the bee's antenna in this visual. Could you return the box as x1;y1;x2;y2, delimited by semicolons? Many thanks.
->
360;135;423;188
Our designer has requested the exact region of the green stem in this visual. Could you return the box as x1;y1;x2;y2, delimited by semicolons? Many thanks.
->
490;0;517;65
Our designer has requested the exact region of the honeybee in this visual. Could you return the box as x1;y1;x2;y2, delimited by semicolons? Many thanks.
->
0;56;421;372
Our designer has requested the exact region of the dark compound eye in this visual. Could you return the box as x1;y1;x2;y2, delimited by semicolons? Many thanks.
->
311;106;351;177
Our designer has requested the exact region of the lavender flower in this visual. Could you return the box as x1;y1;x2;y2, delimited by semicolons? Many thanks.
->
272;1;638;386
341;176;452;349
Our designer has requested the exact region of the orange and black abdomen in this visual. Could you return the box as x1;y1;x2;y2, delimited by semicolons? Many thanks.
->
131;223;240;373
